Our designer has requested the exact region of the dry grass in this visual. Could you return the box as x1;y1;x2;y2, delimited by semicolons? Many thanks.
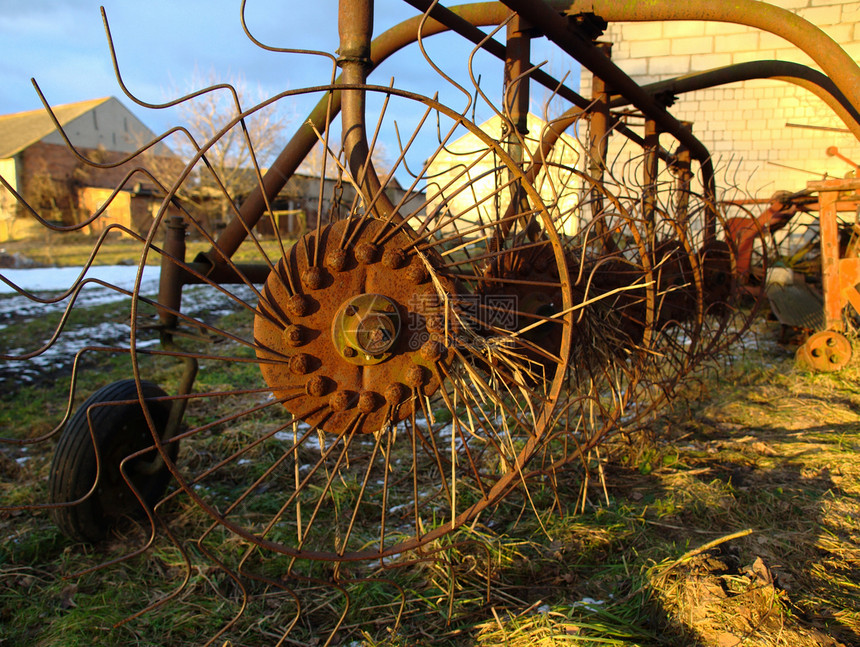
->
3;316;860;646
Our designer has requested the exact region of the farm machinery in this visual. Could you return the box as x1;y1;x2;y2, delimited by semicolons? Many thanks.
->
1;0;859;640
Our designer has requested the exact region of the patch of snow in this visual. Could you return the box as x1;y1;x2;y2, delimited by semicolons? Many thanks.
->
1;266;262;388
0;265;160;296
571;597;605;612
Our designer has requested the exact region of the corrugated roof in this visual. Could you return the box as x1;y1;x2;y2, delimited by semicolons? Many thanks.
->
0;97;111;159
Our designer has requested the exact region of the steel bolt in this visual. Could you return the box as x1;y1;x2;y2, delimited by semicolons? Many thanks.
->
287;294;309;318
329;390;351;412
326;248;348;272
301;266;324;290
405;365;426;388
384;383;406;406
305;375;329;397
345;304;358;316
355;242;378;264
343;346;357;358
357;391;378;413
382;248;406;270
425;315;444;333
405;262;427;284
283;324;304;347
289;353;313;375
419;340;446;363
424;293;441;308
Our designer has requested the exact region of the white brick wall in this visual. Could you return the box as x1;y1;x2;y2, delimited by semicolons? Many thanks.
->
579;0;860;198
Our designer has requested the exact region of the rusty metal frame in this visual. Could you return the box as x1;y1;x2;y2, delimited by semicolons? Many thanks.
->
559;0;860;116
811;178;860;332
200;0;860;291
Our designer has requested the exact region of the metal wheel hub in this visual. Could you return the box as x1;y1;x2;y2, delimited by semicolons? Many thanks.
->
254;218;459;434
332;293;401;364
796;330;852;372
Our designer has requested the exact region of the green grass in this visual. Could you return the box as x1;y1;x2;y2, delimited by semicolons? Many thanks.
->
2;277;859;646
1;231;293;267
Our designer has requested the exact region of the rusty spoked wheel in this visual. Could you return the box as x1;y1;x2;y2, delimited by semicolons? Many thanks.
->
132;85;573;564
534;153;751;461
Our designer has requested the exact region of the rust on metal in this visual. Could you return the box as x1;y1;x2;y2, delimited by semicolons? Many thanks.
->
255;218;457;434
4;0;860;640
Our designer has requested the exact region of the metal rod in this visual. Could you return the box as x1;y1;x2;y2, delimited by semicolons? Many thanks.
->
499;0;718;236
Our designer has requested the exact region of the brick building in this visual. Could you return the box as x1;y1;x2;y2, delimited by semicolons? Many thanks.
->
578;0;860;200
0;97;175;241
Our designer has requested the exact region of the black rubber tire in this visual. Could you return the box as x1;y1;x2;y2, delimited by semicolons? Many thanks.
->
49;379;177;542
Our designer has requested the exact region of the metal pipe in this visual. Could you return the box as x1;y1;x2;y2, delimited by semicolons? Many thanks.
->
504;15;531;139
672;127;693;229
158;215;188;335
608;60;860;140
338;0;396;220
561;0;860;123
587;43;617;252
213;0;860;263
643;117;659;240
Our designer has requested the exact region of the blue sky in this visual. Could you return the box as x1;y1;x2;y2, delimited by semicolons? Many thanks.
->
0;1;580;170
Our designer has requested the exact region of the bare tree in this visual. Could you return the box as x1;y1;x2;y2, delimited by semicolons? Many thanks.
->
160;70;291;228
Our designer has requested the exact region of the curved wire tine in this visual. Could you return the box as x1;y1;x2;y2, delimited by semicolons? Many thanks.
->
164;392;306;446
189;412;345;553
139;418;349;562
30;85;292;307
156;416;318;548
4;261;282;370
111;509;194;627
239;0;343;266
31;83;291;304
0;167;166;235
193;540;250;647
467;15;518;127
0;224;141;301
0;277;149;361
102;5;300;274
232;569;302;647
239;0;337;64
415;0;473;113
0;345;128;448
101;7;243;114
140;223;289;330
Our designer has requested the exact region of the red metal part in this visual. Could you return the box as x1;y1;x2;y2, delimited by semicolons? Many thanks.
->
728;198;800;282
826;146;860;173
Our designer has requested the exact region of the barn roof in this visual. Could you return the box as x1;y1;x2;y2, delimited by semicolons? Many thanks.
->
0;97;111;159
